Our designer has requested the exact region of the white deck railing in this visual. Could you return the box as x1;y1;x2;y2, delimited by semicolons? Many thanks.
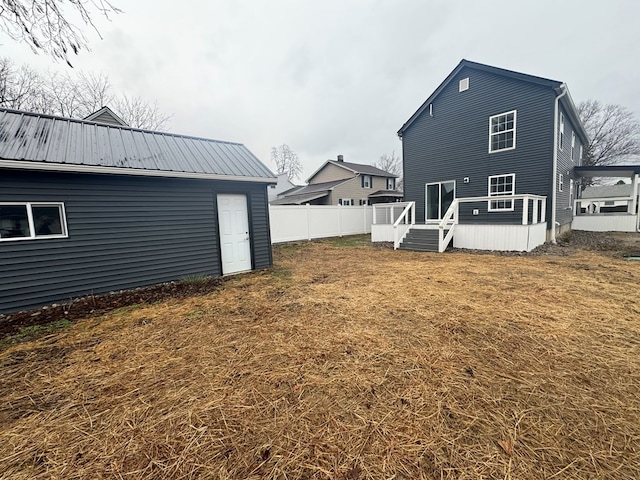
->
574;196;636;215
372;202;415;249
437;195;547;252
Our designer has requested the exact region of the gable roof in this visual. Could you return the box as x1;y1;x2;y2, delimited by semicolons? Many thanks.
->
0;108;275;183
307;159;397;183
84;106;129;126
271;178;350;205
397;59;588;143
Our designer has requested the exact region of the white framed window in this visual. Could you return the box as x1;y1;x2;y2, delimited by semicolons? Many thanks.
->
0;202;68;241
488;174;515;211
459;77;469;92
489;110;516;153
339;198;354;206
359;199;368;206
571;132;576;161
361;175;372;188
559;112;564;150
558;173;564;193
386;178;395;190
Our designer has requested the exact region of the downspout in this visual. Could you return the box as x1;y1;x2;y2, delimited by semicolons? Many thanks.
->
551;84;567;244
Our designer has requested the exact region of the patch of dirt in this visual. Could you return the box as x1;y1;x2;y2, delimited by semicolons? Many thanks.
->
0;278;223;340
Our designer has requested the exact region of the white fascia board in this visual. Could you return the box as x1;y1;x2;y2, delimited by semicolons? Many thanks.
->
0;160;277;184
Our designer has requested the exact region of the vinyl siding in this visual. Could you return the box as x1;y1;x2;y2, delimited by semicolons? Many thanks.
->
0;170;272;313
328;176;392;205
402;66;557;225
309;163;354;184
556;104;583;227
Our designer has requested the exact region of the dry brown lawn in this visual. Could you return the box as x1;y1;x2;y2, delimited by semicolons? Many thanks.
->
1;236;639;479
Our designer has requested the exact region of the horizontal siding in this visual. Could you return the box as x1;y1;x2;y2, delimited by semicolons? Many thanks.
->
310;163;353;183
0;171;272;313
248;188;272;269
402;66;556;225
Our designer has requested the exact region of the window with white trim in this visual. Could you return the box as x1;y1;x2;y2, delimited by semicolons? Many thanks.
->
459;77;469;92
361;175;372;188
489;110;516;153
386;178;395;190
359;199;368;206
559;112;564;150
571;132;576;161
0;203;68;241
488;174;515;211
558;173;564;193
339;198;354;206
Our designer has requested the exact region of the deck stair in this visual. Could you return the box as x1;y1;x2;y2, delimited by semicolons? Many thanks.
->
398;228;446;252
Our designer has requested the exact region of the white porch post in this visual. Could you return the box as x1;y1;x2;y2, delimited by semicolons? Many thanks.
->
522;197;529;225
632;174;639;215
541;198;547;223
532;198;539;224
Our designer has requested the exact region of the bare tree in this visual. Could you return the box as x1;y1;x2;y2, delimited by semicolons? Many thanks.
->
113;94;170;130
374;151;403;190
0;0;121;65
271;144;302;181
0;58;43;109
577;100;640;167
0;58;170;130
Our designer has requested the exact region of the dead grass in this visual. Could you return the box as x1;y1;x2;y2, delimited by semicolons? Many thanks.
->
1;236;639;479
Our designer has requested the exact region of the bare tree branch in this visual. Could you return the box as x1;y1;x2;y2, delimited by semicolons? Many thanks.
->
577;100;640;167
0;0;121;65
374;151;403;190
271;144;301;181
0;57;170;130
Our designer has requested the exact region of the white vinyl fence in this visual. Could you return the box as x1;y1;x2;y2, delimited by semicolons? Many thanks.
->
269;205;373;243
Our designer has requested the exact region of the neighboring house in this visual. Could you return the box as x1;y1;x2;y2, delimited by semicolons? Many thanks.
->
0;107;276;313
580;183;636;213
268;173;297;203
376;59;596;252
272;155;402;206
83;105;129;126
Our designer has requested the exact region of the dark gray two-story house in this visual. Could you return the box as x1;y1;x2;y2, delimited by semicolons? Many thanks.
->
380;59;590;252
0;108;276;313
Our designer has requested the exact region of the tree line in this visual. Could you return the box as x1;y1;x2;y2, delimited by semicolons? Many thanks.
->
0;58;170;130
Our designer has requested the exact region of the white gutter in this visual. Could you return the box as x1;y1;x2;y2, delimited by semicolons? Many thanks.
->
551;84;567;244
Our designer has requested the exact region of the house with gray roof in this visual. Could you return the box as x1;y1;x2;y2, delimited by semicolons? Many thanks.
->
272;155;402;206
0;107;276;313
374;60;639;252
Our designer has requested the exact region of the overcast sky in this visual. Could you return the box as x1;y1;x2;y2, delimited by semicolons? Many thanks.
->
2;0;639;181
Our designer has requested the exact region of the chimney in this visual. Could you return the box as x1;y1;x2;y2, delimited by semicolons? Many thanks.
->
337;154;344;162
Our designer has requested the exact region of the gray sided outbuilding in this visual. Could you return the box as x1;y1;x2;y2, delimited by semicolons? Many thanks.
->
0;108;276;313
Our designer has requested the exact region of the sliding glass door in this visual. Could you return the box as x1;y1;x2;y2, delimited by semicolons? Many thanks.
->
425;181;455;221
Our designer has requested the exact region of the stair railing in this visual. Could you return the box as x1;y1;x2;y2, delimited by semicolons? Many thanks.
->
438;200;459;252
393;201;415;249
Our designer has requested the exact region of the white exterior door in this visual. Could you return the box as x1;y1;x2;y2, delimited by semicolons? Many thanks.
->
217;194;252;275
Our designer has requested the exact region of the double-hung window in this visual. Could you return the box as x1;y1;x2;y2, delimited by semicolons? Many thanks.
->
559;112;565;150
489;110;516;153
339;198;354;206
0;203;68;241
571;132;576;161
361;175;372;188
386;178;395;190
488;174;515;211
